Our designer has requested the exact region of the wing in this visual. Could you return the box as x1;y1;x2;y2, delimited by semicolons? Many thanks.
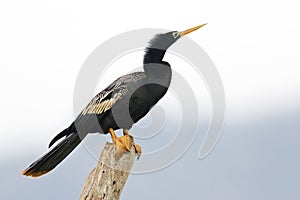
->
80;84;123;116
80;72;146;116
74;72;146;133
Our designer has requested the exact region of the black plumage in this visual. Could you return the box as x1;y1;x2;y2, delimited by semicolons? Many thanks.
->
22;24;206;177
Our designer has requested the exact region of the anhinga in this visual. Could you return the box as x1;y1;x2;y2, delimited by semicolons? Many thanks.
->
22;24;206;177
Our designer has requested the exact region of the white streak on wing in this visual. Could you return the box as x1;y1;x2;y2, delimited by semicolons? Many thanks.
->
81;93;123;115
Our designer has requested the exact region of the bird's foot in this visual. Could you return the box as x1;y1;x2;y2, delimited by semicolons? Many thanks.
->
123;129;142;159
109;128;142;159
133;143;142;159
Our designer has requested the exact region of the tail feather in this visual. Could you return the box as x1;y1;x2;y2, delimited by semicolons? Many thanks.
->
48;123;75;148
22;132;85;177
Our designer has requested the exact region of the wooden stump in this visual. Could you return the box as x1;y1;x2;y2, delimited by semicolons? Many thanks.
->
80;142;136;200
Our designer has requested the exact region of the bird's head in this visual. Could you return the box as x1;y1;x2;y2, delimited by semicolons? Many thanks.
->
144;24;207;64
147;24;207;50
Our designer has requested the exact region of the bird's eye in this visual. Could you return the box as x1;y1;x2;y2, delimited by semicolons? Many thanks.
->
172;32;179;38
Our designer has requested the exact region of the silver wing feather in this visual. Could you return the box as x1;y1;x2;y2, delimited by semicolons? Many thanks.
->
80;72;146;116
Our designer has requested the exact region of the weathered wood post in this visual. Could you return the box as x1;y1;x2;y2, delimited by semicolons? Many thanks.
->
80;142;137;200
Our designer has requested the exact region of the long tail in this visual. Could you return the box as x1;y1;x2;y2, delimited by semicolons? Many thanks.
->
22;132;85;177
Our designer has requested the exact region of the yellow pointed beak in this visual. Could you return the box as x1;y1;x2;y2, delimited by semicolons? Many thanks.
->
179;23;207;37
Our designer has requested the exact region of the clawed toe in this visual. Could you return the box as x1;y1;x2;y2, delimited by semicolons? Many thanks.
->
133;144;142;159
109;128;142;159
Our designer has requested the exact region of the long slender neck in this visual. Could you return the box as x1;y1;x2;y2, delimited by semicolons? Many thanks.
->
143;48;172;91
143;33;174;82
143;48;166;64
143;48;171;82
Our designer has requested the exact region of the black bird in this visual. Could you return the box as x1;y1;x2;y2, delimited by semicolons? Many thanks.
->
22;24;206;177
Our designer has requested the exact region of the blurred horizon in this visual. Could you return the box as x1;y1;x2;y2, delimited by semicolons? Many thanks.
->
2;109;300;199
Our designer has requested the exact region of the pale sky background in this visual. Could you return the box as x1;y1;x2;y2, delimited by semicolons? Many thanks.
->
1;0;300;199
